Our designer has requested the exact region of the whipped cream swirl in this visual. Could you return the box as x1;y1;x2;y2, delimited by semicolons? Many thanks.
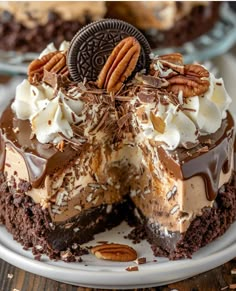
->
136;68;231;150
12;79;84;144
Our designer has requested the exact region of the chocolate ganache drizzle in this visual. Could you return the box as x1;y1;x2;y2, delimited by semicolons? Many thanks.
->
0;104;79;188
158;112;235;201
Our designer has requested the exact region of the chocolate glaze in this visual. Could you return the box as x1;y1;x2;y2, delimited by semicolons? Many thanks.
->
158;112;235;201
0;104;79;188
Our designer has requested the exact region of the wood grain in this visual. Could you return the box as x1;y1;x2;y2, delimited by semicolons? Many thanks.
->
0;258;236;291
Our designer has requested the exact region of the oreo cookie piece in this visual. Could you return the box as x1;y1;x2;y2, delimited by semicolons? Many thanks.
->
67;19;151;83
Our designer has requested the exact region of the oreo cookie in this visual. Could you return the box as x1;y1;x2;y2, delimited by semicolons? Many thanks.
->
67;19;151;83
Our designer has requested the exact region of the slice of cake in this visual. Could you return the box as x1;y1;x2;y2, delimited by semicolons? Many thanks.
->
106;1;221;49
0;19;235;261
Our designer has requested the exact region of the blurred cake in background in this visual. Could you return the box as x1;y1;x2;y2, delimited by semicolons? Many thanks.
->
0;1;222;53
0;1;106;52
106;1;221;49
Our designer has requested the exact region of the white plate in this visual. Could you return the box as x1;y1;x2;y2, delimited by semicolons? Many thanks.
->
0;221;236;288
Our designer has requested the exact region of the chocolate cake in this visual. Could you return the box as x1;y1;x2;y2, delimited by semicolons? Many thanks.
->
0;19;235;261
106;1;221;49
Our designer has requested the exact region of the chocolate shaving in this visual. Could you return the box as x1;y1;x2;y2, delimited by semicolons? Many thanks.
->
197;146;209;153
136;73;169;89
117;113;132;129
58;133;85;148
43;70;71;90
137;91;156;103
115;96;134;102
89;110;110;135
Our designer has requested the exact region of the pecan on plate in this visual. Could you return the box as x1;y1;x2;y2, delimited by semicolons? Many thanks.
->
167;64;210;98
97;37;141;94
91;243;137;262
28;51;68;85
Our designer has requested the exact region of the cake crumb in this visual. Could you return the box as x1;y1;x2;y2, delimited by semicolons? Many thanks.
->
125;265;139;272
7;273;13;279
134;257;146;265
34;254;41;261
231;268;236;274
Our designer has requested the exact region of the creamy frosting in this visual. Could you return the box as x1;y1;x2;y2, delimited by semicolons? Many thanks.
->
12;79;84;144
39;41;70;59
136;66;231;150
184;73;231;134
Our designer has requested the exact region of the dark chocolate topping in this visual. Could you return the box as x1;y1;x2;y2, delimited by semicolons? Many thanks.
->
158;112;235;201
67;19;151;83
0;104;78;188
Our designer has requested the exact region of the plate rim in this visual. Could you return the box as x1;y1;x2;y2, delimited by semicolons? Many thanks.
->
0;223;236;288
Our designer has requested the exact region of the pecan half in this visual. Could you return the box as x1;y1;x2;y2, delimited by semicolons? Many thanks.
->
167;64;210;98
91;243;137;262
97;37;141;94
28;51;68;85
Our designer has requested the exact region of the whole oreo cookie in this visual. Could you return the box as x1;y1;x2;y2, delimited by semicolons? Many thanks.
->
67;19;151;83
